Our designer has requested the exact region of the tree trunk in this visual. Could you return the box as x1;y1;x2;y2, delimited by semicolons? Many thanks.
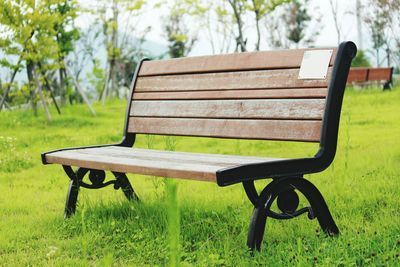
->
59;65;66;105
66;67;96;116
100;63;111;103
376;49;380;67
26;61;38;116
32;65;52;121
255;16;261;51
252;0;261;51
228;0;247;52
386;46;391;67
110;0;119;97
0;81;10;110
0;56;22;111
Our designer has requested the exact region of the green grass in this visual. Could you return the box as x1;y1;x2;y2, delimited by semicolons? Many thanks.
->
0;87;399;266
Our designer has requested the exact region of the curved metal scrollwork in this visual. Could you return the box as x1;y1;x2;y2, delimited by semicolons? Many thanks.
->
81;169;121;189
61;165;138;218
62;166;122;190
244;177;339;251
243;179;314;221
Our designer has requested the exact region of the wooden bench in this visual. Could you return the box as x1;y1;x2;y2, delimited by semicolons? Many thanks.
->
348;67;393;89
42;41;357;251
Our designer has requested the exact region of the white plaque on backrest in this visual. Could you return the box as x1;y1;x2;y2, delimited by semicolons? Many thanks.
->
298;50;333;80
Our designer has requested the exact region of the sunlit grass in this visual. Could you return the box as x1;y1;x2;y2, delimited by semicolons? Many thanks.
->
0;87;399;265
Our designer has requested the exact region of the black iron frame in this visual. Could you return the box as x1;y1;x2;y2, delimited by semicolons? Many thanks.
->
42;42;356;251
383;67;394;90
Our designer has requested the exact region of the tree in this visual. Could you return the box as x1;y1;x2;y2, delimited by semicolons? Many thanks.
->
192;1;234;54
0;0;63;119
52;0;80;106
248;0;289;51
351;50;371;67
85;0;147;101
164;4;197;58
227;0;247;52
329;0;346;45
364;0;400;67
160;0;206;58
284;0;320;48
265;0;321;49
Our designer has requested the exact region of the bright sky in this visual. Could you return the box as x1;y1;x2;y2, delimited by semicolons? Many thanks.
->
77;0;366;56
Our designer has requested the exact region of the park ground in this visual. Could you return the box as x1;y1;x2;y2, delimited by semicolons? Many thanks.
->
0;86;399;266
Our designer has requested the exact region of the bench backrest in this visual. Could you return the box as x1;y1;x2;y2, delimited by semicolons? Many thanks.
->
368;67;393;82
348;68;369;83
124;42;356;150
348;67;393;83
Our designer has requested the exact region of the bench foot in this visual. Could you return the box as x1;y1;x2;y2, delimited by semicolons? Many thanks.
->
244;177;339;252
62;166;138;217
112;172;139;201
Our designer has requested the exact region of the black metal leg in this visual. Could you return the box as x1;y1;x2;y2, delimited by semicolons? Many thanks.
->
64;179;79;218
244;177;339;252
247;206;268;251
112;172;139;201
63;167;87;218
293;178;339;235
61;166;140;217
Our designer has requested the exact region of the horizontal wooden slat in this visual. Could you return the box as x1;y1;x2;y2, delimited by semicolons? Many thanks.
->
139;48;336;76
135;68;332;92
128;117;322;142
348;68;368;83
45;146;283;182
368;68;392;81
133;88;328;100
129;99;325;120
80;146;280;166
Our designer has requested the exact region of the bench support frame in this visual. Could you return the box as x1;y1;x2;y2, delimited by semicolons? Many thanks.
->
243;177;339;251
62;165;139;218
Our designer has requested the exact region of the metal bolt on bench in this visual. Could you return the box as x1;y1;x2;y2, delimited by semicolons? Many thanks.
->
42;41;357;252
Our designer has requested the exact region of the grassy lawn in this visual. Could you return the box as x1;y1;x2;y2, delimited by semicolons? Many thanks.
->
0;87;399;266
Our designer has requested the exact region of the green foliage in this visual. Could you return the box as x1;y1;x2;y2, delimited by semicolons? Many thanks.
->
87;59;106;95
248;0;289;18
285;0;312;45
351;50;372;67
8;84;31;106
0;0;61;65
0;0;80;110
162;0;198;58
51;0;80;59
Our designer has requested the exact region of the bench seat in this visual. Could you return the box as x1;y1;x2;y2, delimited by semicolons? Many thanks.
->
44;146;283;182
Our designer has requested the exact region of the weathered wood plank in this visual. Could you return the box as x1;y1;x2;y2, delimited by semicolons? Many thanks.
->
132;88;328;100
46;151;218;181
135;68;332;92
129;99;325;120
45;147;283;182
128;117;322;141
78;146;280;166
139;48;336;76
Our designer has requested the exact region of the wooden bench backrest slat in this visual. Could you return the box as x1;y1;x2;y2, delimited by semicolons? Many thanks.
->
368;68;392;81
128;47;338;142
348;67;393;83
347;68;368;83
139;49;336;76
129;99;325;120
135;68;332;92
132;88;328;100
129;117;322;142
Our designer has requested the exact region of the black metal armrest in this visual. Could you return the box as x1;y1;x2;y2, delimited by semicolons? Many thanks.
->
216;155;330;187
41;133;136;165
